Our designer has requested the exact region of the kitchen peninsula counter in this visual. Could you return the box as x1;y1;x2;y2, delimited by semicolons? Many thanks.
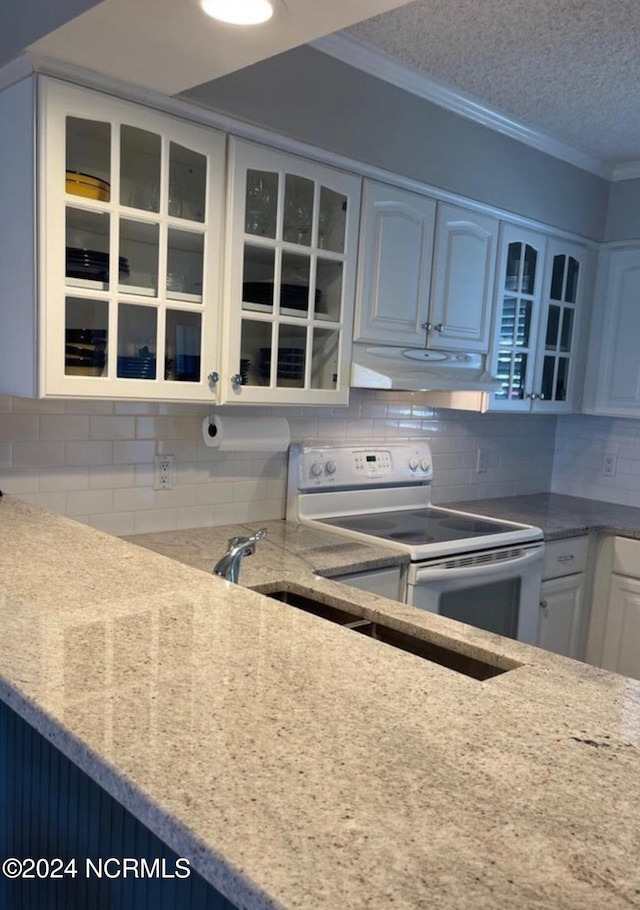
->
2;495;640;909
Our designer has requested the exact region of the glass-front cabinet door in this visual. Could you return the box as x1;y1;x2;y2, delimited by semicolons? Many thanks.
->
221;138;361;405
41;79;225;400
531;239;587;413
488;225;546;412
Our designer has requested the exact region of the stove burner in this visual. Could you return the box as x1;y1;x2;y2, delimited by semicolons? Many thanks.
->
439;517;508;534
388;531;436;543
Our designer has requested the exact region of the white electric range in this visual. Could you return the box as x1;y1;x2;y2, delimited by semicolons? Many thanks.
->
286;443;544;644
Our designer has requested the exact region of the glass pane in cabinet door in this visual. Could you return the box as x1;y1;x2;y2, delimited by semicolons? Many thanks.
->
167;229;204;300
550;255;565;300
318;187;347;253
494;353;513;400
242;245;276;313
66;117;111;202
276;325;307;388
545;305;560;349
117;303;157;380
119;219;159;296
505;243;522;290
311;328;339;390
283;175;314;246
556;357;569;401
516;300;531;347
316;259;343;322
566;257;579;303
499;296;517;344
560;309;574;352
511;352;527;399
65;297;108;377
541;356;555;401
245;169;278;238
121;126;161;212
166;310;201;382
240;320;273;386
169;143;206;222
523;245;537;293
281;251;310;317
66;209;111;289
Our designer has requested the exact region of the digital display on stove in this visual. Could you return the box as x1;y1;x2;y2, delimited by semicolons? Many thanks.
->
366;455;376;462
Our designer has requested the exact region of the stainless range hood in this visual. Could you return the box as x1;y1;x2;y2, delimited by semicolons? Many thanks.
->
350;345;502;393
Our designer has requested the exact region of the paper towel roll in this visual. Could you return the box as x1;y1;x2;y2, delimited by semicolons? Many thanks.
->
202;415;290;452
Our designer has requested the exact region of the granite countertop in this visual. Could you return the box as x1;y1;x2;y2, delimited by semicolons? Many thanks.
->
2;495;640;909
448;492;640;541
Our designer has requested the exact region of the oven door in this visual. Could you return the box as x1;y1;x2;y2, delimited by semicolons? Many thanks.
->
406;543;544;644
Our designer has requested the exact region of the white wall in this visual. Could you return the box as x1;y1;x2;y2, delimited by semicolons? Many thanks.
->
552;414;640;507
0;391;557;536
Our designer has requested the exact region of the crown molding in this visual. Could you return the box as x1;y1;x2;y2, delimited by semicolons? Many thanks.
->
311;33;615;181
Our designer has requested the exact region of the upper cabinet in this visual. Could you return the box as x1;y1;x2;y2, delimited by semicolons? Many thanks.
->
488;225;589;413
583;246;640;417
353;181;436;347
353;182;497;353
0;77;227;401
221;138;361;405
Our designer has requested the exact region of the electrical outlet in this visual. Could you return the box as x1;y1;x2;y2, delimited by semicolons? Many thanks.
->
602;453;617;477
476;448;488;473
154;454;175;490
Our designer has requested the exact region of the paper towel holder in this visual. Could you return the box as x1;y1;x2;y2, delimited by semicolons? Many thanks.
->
207;418;217;439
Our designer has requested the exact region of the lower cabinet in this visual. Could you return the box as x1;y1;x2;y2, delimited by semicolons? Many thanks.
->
538;573;585;659
601;574;640;680
536;536;588;659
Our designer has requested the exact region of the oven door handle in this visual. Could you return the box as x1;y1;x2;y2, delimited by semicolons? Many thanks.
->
414;546;544;583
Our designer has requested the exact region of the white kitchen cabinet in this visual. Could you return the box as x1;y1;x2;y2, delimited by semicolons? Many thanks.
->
591;537;640;680
428;203;498;352
488;227;589;413
0;76;226;401
222;137;361;406
353;180;436;347
354;185;497;354
583;246;640;417
536;536;588;659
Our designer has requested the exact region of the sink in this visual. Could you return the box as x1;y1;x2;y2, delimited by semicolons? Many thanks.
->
265;589;520;681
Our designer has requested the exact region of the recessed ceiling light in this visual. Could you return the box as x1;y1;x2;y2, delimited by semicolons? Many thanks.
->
200;0;274;25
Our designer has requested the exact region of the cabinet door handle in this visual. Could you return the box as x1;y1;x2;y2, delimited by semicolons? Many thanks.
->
528;392;539;400
557;554;575;563
207;371;219;384
230;373;243;386
434;323;444;333
540;600;548;613
421;322;430;331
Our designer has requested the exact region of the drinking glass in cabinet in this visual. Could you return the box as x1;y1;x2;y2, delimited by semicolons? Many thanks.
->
166;229;204;299
245;169;278;238
283;175;314;246
169;142;207;222
318;186;347;253
165;310;201;382
119;219;159;297
65;117;111;202
117;304;157;380
65;298;108;377
311;328;339;390
121;126;161;213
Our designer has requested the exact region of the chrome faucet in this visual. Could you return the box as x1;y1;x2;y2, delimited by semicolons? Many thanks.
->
213;528;268;583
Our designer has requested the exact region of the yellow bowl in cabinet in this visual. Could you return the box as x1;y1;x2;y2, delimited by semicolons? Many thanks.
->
65;171;110;202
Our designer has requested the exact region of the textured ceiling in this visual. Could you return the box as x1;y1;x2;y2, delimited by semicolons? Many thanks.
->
346;0;640;168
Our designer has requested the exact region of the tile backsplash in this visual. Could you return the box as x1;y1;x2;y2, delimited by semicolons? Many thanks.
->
0;390;560;535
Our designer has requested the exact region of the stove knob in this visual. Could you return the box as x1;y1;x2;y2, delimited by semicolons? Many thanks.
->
419;458;431;472
408;456;419;471
310;461;323;477
325;459;337;475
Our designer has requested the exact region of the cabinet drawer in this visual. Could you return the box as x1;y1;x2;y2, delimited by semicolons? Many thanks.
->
542;536;588;579
612;536;640;577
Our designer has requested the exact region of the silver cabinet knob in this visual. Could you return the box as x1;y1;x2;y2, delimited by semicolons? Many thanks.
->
207;371;219;384
434;323;444;333
539;599;548;613
421;322;430;331
528;392;539;400
230;373;243;386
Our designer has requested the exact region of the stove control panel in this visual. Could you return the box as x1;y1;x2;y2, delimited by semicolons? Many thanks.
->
291;443;434;491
